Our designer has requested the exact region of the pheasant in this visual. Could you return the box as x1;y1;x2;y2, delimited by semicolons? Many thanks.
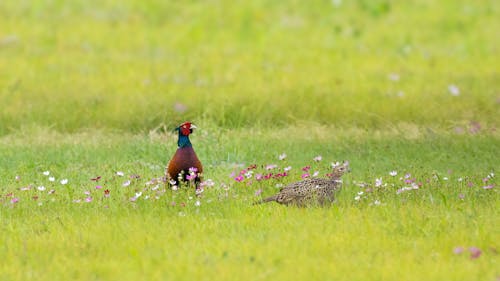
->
255;161;350;207
166;122;203;187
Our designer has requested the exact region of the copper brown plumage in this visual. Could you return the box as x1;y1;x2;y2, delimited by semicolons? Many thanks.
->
166;122;203;187
256;161;350;206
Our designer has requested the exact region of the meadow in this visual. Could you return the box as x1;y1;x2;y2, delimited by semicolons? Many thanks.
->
1;0;499;280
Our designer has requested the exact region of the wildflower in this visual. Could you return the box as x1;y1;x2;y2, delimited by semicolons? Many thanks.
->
331;162;341;168
186;173;197;181
255;189;263;196
458;177;463;182
375;178;383;187
60;179;68;185
266;164;278;170
197;180;211;189
448;84;460;96
104;189;110;197
43;171;50;176
373;200;381;205
244;170;254;179
458;193;465;199
11;197;19;204
91;176;101;181
234;175;244;182
279;153;287;160
116;171;124;177
443;177;449;181
135;192;142;198
354;195;361;201
453;247;464;255
482;185;494;190
171;185;178;191
49;177;55;182
467;182;474;187
169;179;177;185
95;185;103;189
122;180;131;187
404;173;411;179
195;187;204;195
189;167;198;173
73;199;81;203
301;173;310;179
313;155;322;162
255;174;263;181
48;189;55;194
302;166;311;172
388;73;400;81
469;247;482;259
85;197;93;203
130;196;137;202
194;200;201;206
389;171;397;177
312;171;319;177
37;185;46;191
84;191;91;195
20;186;31;191
15;175;21;181
264;173;273;180
284;166;292;172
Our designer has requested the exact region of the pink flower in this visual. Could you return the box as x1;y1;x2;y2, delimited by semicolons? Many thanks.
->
264;173;273;180
301;173;310;179
255;174;263;181
469;247;482;259
85;197;93;203
186;174;197;181
255;189;262;196
453;247;464;254
234;175;244;182
11;197;19;204
482;185;494;190
122;180;131;187
458;193;465;199
95;185;103;189
189;167;198;173
266;164;278;170
302;166;311;172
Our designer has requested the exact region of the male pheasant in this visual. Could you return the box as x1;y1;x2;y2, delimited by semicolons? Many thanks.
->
166;122;203;187
255;161;350;207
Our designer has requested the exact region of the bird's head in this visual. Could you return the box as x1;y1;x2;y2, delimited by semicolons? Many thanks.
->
330;161;350;178
176;122;197;136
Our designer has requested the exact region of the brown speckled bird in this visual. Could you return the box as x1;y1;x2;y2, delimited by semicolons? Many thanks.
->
256;161;350;206
166;122;203;187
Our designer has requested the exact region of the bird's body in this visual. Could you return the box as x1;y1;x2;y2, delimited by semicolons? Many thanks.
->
166;122;203;187
256;161;350;207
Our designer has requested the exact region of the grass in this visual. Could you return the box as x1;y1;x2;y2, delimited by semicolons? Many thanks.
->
0;0;499;280
0;129;498;280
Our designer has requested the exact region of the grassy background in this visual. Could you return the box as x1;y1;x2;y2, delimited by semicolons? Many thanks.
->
1;0;498;133
0;0;499;280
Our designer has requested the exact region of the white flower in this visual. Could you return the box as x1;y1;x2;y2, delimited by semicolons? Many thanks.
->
122;180;131;187
313;155;322;162
116;171;124;177
135;192;142;198
448;84;460;96
284;166;292;172
389;171;397;177
374;200;381;205
357;191;364;195
37;186;46;191
171;185;178;191
48;177;55;182
312;171;319;177
244;171;254;178
458;177;463;182
279;153;287;161
331;162;340;168
43;171;50;176
60;179;68;185
194;200;201;206
151;185;160;191
443;177;448;181
354;195;361;201
375;178;383;187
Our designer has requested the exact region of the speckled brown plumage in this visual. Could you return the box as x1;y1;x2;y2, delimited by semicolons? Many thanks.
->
166;122;203;187
256;161;350;207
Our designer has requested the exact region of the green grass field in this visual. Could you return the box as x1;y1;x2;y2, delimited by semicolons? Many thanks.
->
1;1;499;280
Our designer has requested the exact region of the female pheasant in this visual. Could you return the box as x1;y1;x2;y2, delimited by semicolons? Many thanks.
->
166;122;203;187
255;161;350;207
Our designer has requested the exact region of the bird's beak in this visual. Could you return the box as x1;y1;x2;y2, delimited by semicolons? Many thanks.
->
190;124;197;130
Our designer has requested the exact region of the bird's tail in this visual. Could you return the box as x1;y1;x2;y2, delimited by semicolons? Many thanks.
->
253;195;277;205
